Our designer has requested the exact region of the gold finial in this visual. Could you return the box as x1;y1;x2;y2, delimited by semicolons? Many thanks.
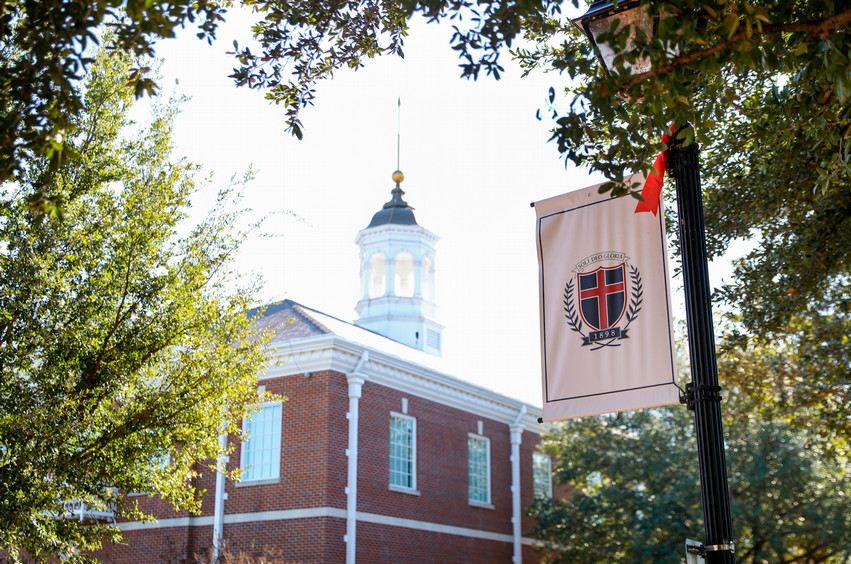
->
392;170;405;184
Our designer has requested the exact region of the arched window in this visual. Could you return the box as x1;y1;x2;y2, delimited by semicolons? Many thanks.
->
370;253;386;298
395;252;414;298
421;256;433;300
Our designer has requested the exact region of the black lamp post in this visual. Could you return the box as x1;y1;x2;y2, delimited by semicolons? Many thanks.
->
573;3;735;563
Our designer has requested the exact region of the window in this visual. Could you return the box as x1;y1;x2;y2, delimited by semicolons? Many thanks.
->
395;252;414;297
241;403;282;482
468;434;491;505
370;253;386;298
421;256;433;300
533;453;553;498
389;413;416;490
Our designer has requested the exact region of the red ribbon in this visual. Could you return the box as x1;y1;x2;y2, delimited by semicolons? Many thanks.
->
634;125;674;215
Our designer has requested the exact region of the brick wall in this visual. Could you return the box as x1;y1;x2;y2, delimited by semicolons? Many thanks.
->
208;518;346;563
357;380;529;534
93;368;549;563
223;370;348;515
99;528;191;564
356;521;513;563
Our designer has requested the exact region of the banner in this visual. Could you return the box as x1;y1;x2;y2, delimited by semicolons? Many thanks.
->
535;174;680;421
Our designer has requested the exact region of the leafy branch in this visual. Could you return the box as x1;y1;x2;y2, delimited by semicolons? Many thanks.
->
620;9;851;92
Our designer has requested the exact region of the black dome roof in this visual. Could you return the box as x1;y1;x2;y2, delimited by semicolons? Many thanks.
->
367;184;418;228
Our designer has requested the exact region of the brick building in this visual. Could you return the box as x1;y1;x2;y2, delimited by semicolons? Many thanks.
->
98;172;549;563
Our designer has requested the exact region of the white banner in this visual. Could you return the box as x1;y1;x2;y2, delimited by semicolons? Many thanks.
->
535;174;680;421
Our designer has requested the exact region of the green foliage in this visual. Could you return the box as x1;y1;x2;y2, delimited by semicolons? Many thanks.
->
0;47;271;561
532;404;851;563
3;1;849;198
726;414;850;563
532;409;702;563
697;41;851;453
718;324;850;459
0;0;228;186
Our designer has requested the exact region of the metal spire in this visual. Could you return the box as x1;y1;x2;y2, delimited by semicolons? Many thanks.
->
396;97;401;172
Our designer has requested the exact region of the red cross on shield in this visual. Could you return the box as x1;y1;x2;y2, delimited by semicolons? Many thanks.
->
577;263;627;331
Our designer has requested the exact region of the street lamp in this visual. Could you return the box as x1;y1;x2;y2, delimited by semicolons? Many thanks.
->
573;0;658;74
573;3;736;563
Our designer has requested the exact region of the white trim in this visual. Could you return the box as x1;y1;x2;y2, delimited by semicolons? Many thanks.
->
120;516;204;531
118;507;348;531
468;500;496;510
389;411;417;491
356;511;509;543
355;223;440;247
388;484;421;496
119;507;550;548
234;478;280;487
227;507;347;523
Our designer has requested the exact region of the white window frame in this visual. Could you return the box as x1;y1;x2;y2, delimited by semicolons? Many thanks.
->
239;401;282;484
533;452;553;498
467;433;491;507
389;412;418;494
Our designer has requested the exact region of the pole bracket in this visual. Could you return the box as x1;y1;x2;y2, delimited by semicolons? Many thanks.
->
680;382;722;412
687;541;736;556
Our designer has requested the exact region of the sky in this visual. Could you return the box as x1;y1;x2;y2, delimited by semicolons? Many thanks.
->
146;9;730;407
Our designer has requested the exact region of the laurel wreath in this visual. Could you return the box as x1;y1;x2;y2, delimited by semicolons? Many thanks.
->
563;265;643;350
624;265;643;329
563;278;584;335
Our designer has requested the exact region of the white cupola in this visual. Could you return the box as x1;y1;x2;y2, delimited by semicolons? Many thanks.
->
355;170;443;355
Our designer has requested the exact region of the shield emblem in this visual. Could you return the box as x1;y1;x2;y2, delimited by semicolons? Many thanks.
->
577;263;627;331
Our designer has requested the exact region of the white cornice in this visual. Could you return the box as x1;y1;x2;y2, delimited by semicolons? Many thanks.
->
264;335;543;433
355;223;439;246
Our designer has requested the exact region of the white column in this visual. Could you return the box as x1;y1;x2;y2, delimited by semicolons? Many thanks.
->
413;257;422;297
345;351;369;564
360;258;371;300
386;257;396;296
212;432;228;563
510;424;523;564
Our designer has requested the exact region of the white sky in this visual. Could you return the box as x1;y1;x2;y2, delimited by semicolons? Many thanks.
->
148;9;734;406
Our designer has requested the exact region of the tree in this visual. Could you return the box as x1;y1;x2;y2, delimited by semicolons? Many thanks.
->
0;46;271;561
531;403;851;563
531;408;703;563
3;0;847;449
716;319;851;459
5;2;850;184
0;0;227;191
700;62;851;453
